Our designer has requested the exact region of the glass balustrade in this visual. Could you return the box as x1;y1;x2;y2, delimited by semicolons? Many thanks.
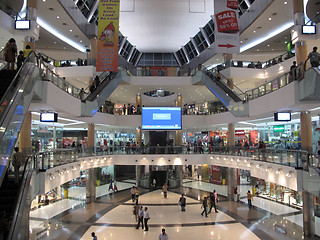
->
32;146;309;171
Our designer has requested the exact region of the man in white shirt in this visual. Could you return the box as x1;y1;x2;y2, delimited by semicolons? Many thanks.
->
136;206;144;229
143;207;150;231
159;228;168;240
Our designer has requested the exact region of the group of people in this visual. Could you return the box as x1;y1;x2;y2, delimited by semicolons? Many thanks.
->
122;104;142;115
3;38;32;71
201;190;219;217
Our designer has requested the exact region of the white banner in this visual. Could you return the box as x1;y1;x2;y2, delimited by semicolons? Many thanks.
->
213;0;240;54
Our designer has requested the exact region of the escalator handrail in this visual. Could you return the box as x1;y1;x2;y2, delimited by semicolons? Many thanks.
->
83;71;118;102
0;51;40;126
7;155;35;240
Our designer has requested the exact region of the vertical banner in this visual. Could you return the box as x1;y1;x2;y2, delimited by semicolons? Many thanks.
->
214;0;240;54
97;0;120;72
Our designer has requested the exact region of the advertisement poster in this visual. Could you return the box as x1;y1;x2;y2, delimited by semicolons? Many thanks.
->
97;0;120;72
209;165;222;184
214;0;240;54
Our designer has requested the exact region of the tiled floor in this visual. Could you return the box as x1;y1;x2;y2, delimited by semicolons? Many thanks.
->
29;179;317;240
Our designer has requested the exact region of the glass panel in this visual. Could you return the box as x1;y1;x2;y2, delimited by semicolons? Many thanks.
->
272;79;279;90
265;82;272;93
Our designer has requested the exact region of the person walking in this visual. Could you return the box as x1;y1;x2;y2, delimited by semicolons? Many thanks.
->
133;203;139;222
131;186;136;202
306;46;320;68
162;183;168;198
91;232;97;240
79;88;85;101
247;190;253;208
12;147;24;184
201;196;208;217
159;228;169;240
143;207;150;231
289;61;297;81
108;180;114;191
4;38;17;70
178;194;186;211
17;51;24;70
213;189;218;206
208;192;218;213
135;187;140;204
234;186;238;202
136;206;144;229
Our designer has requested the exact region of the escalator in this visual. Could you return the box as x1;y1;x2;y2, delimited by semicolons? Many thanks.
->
0;53;41;239
195;69;249;117
81;70;129;116
299;67;320;101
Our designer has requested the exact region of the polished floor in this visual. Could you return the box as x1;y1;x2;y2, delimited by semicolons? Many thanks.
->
29;179;320;240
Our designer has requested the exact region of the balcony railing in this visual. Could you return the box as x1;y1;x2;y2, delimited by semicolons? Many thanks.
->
33;146;310;171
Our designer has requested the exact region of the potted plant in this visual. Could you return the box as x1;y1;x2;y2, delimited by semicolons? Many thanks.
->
62;182;71;199
96;167;102;186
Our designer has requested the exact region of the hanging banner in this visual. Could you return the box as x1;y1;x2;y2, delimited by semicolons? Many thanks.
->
97;0;120;72
214;0;240;54
227;0;238;9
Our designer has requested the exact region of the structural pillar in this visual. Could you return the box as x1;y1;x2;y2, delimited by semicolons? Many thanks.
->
228;168;238;201
175;94;183;146
89;37;97;65
25;0;38;50
293;0;308;66
227;123;237;200
52;126;56;150
136;93;141;107
86;168;96;204
136;127;142;146
136;165;142;187
19;111;32;154
175;165;183;187
300;111;315;237
87;123;95;154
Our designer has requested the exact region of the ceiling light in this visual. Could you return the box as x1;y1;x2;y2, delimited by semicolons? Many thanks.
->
70;29;73;32
257;49;260;51
240;22;293;52
253;30;256;33
43;0;46;2
267;45;270;47
36;17;86;52
269;18;272;21
54;41;57;44
80;40;83;43
240;41;243;43
284;1;287;4
57;16;60;19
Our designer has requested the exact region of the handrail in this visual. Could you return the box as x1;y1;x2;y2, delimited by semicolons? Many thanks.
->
0;51;40;126
7;155;34;240
245;62;304;101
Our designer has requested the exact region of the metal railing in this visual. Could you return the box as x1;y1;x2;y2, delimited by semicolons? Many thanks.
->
245;63;304;101
30;146;309;170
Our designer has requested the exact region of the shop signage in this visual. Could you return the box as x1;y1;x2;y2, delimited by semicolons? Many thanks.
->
227;0;238;9
37;125;49;133
273;125;285;132
96;0;120;71
213;0;240;54
235;130;245;136
209;165;222;184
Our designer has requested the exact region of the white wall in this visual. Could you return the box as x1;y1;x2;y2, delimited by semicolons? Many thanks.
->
40;154;298;193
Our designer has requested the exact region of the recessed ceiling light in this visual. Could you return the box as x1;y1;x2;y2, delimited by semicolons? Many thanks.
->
269;18;272;21
240;40;243;43
284;1;287;5
70;29;72;32
285;41;288;43
257;49;260;51
80;40;83;42
253;30;256;33
43;0;46;2
267;44;270;47
272;49;274;51
54;41;57;44
57;16;60;19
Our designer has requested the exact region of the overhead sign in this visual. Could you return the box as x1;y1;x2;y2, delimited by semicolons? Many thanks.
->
273;125;285;133
97;0;120;72
214;0;240;54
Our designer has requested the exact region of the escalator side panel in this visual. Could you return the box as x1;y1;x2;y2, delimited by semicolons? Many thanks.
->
81;71;124;116
299;67;320;101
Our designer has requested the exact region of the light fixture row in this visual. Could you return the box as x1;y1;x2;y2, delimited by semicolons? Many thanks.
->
48;164;80;180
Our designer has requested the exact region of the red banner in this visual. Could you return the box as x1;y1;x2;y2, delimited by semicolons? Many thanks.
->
227;0;238;9
209;165;222;184
215;10;239;33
